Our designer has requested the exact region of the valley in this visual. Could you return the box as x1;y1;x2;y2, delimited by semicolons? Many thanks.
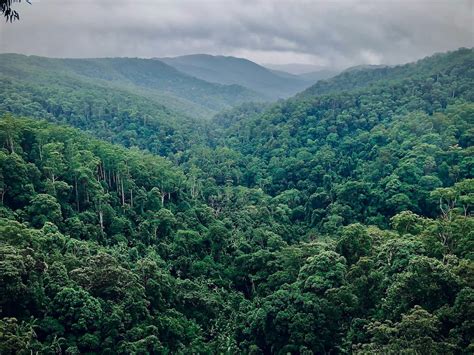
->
0;28;473;354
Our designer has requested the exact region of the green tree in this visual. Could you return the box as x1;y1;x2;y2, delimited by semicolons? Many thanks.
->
27;194;62;227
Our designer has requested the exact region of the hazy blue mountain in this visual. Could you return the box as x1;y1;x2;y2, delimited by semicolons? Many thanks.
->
266;68;304;80
265;63;339;84
263;62;329;75
159;54;311;99
0;54;264;117
297;69;339;82
340;64;389;73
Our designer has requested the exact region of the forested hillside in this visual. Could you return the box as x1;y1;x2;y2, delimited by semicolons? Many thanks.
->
298;48;473;98
0;48;473;353
0;54;264;118
210;48;474;230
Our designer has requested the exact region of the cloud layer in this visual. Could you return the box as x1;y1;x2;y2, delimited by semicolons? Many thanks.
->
0;0;472;68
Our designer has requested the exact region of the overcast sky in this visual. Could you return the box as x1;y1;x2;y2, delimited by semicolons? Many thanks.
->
0;0;472;69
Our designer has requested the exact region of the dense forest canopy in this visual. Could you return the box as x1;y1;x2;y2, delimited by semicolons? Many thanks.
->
0;48;473;353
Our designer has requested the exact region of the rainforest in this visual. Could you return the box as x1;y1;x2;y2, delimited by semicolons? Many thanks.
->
0;1;473;354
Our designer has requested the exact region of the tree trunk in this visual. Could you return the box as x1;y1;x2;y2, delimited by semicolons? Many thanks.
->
51;174;56;195
121;179;125;206
8;136;14;154
75;176;80;211
99;209;104;233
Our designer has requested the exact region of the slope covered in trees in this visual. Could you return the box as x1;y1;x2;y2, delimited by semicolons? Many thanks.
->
0;54;222;156
210;48;474;231
0;53;264;118
0;48;473;353
298;48;473;98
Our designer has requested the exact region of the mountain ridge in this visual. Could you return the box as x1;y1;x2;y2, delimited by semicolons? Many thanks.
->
0;53;265;117
159;53;312;99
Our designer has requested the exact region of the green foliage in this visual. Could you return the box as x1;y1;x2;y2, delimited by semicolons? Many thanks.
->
209;48;474;231
0;53;263;118
0;48;472;353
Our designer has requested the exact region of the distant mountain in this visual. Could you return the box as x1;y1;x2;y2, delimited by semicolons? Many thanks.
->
341;64;389;73
159;54;310;99
0;54;264;117
266;68;303;80
263;62;329;75
297;69;340;82
264;63;339;84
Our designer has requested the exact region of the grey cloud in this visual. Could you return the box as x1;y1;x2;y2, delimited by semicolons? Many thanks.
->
0;0;472;68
